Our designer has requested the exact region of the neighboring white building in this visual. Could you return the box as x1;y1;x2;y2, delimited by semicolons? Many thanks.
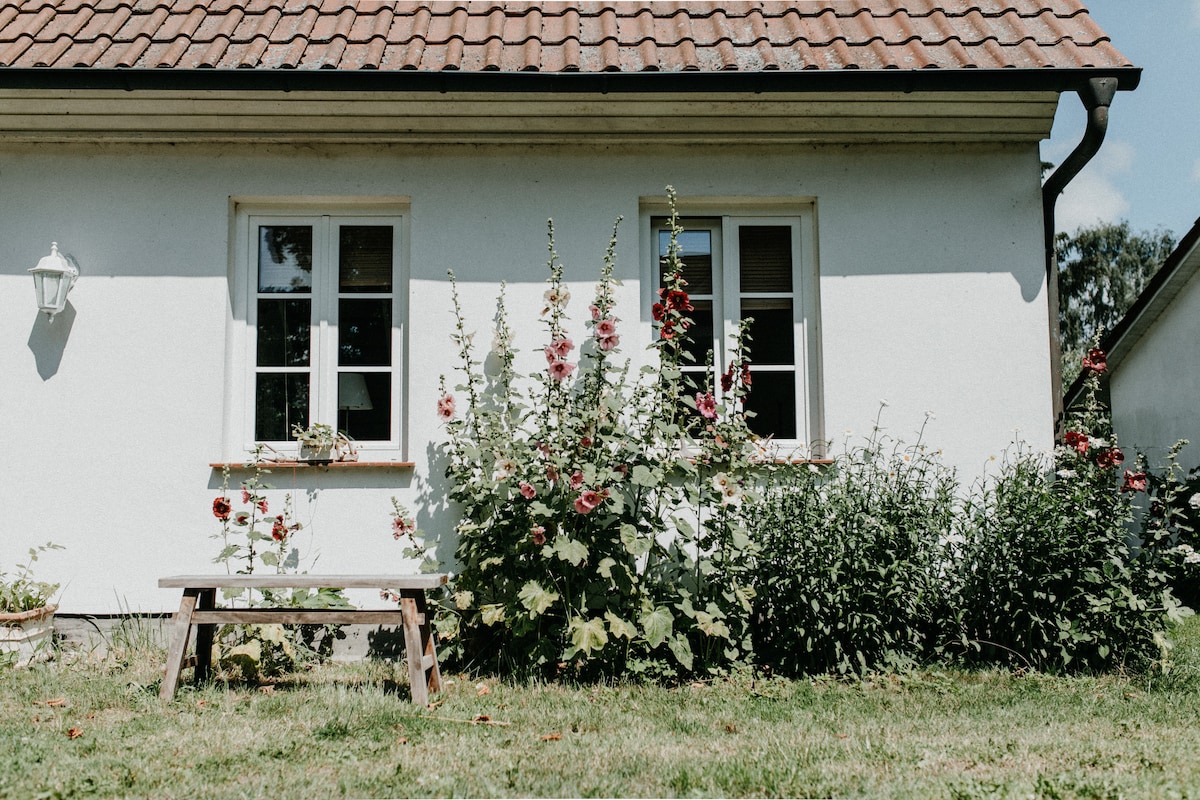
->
0;2;1138;613
1066;218;1200;471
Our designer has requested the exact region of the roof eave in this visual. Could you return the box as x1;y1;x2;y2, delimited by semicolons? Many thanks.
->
0;66;1142;95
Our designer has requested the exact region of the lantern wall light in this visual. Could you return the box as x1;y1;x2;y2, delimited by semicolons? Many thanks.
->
29;242;79;320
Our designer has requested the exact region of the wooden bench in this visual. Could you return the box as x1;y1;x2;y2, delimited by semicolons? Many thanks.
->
158;574;447;705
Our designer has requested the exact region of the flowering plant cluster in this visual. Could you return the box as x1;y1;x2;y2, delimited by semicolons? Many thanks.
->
431;194;765;678
1137;441;1200;610
208;451;348;680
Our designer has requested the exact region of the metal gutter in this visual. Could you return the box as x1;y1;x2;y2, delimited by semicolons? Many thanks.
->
0;66;1142;95
1041;76;1120;435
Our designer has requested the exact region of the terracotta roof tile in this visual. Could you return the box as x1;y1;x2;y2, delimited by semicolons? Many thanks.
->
0;1;1132;73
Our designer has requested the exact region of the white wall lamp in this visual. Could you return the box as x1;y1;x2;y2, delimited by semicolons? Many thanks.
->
29;242;79;320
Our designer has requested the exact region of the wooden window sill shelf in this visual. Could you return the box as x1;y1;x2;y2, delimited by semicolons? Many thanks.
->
210;461;414;470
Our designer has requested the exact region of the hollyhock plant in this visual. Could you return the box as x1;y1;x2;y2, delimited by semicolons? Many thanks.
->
1064;430;1088;455
436;191;763;679
696;392;718;420
212;497;232;520
1096;446;1124;469
1120;470;1148;494
437;393;456;421
1083;347;1107;374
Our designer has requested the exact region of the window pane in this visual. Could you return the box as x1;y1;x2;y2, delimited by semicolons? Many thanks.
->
258;226;313;293
256;373;308;441
257;299;310;367
740;298;795;365
739;226;792;293
339;226;393;292
338;372;391;441
658;229;714;295
744;370;797;440
339;299;392;367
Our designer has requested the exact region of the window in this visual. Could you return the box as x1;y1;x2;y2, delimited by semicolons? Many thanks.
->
650;210;819;446
236;208;406;453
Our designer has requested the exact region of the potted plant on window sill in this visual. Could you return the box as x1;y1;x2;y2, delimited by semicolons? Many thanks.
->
292;423;340;464
1;542;63;668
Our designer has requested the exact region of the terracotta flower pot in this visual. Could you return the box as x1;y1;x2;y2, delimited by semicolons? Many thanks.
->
0;605;56;667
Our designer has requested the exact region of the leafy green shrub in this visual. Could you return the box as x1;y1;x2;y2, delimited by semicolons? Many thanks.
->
1139;442;1200;611
433;195;763;679
954;348;1186;672
750;414;959;676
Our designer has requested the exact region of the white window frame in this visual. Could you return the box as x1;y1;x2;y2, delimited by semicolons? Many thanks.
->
226;199;410;460
642;201;822;451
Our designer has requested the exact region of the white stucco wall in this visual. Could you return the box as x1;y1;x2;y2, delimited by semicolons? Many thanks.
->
0;140;1052;613
1109;267;1200;471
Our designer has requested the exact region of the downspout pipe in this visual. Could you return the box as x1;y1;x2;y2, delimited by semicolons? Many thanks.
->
1042;76;1119;436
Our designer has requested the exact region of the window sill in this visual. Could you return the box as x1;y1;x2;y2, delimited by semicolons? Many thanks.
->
209;461;414;470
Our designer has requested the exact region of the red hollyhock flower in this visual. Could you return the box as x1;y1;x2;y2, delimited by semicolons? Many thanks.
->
720;365;735;393
1096;447;1124;469
665;290;693;313
212;497;232;520
696;392;718;420
740;364;752;387
271;515;288;542
573;489;602;514
1064;431;1089;455
1120;470;1148;493
1083;348;1107;374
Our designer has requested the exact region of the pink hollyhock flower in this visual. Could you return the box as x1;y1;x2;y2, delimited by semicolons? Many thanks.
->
392;516;415;539
1096;447;1124;469
241;489;252;505
589;304;601;321
519;481;537;500
257;499;269;514
437;393;456;421
574;489;602;514
550;337;575;358
1120;470;1148;493
1083;347;1107;374
696;392;718;420
598;334;620;351
531;525;546;546
546;464;560;482
596;319;617;337
570;471;584;490
212;497;232;520
548;360;576;382
1064;431;1088;455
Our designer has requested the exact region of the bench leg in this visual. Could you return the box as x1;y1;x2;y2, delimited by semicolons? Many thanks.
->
160;589;200;701
193;588;216;685
400;592;440;706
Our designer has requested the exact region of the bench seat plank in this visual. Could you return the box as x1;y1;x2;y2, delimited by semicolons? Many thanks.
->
159;574;448;590
189;609;423;625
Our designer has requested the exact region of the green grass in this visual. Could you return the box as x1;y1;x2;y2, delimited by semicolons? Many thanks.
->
3;617;1200;799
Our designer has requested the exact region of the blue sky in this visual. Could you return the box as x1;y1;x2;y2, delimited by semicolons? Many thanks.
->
1042;1;1200;239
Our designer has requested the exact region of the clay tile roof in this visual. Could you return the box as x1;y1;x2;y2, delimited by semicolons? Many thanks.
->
0;1;1131;73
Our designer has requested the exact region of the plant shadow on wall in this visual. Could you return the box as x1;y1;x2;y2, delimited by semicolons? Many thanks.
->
26;303;76;381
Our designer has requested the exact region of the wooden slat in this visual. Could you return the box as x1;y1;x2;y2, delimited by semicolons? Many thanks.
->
189;609;416;624
158;574;448;590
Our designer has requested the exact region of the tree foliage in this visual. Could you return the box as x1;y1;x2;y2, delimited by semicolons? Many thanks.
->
1057;221;1175;387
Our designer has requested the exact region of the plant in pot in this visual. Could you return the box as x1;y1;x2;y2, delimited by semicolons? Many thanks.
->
1;542;63;668
291;423;340;464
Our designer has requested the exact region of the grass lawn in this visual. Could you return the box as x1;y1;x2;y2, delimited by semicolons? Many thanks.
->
3;618;1199;799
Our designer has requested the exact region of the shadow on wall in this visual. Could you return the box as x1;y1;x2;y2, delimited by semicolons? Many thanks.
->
27;303;75;380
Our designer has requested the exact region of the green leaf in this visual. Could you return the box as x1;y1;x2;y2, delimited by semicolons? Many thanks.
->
260;552;278;567
517;581;560;618
597;557;617;580
568;617;609;658
668;633;694;671
621;524;652;557
480;604;507;626
631;465;657;488
553;537;590;567
640;607;674;648
605;611;638;641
